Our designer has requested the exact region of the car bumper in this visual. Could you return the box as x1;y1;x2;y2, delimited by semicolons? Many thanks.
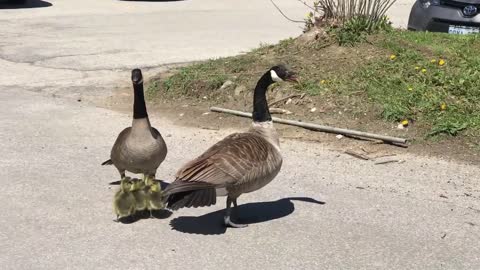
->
408;1;480;32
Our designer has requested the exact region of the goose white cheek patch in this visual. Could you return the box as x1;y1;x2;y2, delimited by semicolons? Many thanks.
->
270;70;283;82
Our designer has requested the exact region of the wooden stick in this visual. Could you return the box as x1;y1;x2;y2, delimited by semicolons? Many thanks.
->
269;108;292;114
268;94;302;107
209;107;408;145
345;150;370;160
374;159;400;165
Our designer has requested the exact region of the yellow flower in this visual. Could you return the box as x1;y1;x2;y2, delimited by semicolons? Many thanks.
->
421;68;427;73
440;103;447;111
430;59;436;63
320;80;326;84
438;59;445;66
414;66;420;70
390;54;396;60
408;87;413;91
401;119;409;126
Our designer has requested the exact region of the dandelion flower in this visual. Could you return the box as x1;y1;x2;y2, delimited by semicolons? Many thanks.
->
408;87;413;91
438;59;445;66
421;68;427;73
390;54;396;60
430;59;436;63
414;66;420;70
401;119;409;126
440;103;447;110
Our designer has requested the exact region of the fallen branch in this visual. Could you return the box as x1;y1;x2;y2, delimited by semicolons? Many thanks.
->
269;108;293;115
268;94;303;107
345;150;370;160
210;107;408;145
373;153;397;159
374;159;399;165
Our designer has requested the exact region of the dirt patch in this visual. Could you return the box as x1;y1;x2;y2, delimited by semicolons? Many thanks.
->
98;30;480;166
99;83;480;166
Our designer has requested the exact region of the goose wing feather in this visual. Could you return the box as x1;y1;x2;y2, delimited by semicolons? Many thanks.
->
174;132;278;186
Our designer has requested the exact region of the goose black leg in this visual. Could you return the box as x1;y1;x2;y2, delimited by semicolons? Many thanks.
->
232;198;240;215
109;171;126;185
224;197;247;228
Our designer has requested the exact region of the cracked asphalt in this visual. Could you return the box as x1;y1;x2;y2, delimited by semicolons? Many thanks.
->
1;0;479;269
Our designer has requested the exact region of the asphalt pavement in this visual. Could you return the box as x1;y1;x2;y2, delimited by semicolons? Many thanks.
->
1;0;479;269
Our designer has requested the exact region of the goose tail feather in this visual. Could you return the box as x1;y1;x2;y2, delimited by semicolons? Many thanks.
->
163;181;217;211
101;159;113;166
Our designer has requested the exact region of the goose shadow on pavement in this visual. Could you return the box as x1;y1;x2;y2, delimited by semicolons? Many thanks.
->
0;0;52;9
117;209;172;224
119;0;184;2
169;197;326;235
108;178;170;190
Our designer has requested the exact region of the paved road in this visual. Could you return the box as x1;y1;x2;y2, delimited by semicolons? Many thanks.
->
1;0;479;269
0;0;413;95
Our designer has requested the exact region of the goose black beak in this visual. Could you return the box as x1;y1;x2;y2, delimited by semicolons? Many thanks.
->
286;74;298;83
131;68;143;85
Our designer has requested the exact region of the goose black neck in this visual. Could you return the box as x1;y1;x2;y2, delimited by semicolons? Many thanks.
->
252;71;274;122
133;83;148;119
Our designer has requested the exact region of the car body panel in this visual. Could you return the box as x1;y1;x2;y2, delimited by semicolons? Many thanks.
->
408;0;480;32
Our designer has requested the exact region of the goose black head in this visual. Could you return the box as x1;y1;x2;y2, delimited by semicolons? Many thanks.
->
270;65;298;83
131;69;143;85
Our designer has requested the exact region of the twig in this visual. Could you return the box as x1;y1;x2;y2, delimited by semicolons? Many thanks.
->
270;108;293;114
200;127;220;131
297;0;316;10
374;159;399;165
373;153;397;159
268;94;302;107
345;150;370;160
270;0;305;23
210;107;408;145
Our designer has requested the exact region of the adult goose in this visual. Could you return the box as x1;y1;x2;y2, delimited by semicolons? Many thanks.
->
163;65;297;228
102;69;167;185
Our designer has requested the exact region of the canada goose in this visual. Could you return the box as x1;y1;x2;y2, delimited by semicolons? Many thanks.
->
102;69;168;185
147;180;165;218
131;178;148;211
163;65;298;228
113;178;136;221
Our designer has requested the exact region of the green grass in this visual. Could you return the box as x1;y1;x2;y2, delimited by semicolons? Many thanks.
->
148;29;480;139
351;31;480;137
160;61;229;96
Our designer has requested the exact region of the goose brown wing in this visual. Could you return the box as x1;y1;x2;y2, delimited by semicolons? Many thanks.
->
174;132;274;186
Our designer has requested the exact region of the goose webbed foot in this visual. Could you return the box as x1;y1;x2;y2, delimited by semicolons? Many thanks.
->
224;215;248;228
224;197;248;228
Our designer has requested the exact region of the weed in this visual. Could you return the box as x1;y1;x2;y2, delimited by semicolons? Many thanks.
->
295;80;323;96
147;29;480;139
